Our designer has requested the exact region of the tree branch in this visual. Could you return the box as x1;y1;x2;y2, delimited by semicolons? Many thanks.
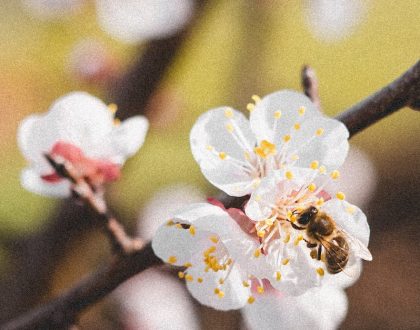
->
336;60;420;137
301;65;321;111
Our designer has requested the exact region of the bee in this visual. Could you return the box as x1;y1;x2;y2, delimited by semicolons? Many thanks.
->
292;206;372;274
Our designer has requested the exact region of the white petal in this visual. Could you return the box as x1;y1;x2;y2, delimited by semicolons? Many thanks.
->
321;199;370;247
95;0;194;43
186;259;250;310
21;167;70;198
243;286;348;330
190;107;257;196
249;90;318;145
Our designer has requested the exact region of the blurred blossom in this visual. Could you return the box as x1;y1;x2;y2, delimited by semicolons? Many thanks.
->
115;268;200;330
242;285;348;330
22;0;84;20
138;184;205;241
303;0;369;43
67;39;119;85
95;0;194;43
17;92;148;197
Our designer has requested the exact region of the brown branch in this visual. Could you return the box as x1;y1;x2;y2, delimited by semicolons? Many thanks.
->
336;60;420;137
301;65;321;111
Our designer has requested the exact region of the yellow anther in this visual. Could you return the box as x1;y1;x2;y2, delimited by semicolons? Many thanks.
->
255;194;262;202
210;235;219;244
254;140;277;158
217;291;225;298
330;170;340;180
252;179;261;188
189;225;196;236
316;267;325;276
254;249;261;258
257;286;264;294
219;278;224;285
346;206;355;214
219;152;227;160
290;214;297;223
265;218;274;226
246;103;255;112
294;123;301;130
247;296;256;304
197;277;203;283
315;128;325;136
175;223;183;229
319;165;327;174
316;197;325;206
214;288;220;294
283;233;291;243
310;160;319;169
113;118;121;126
244;151;251;160
308;183;317;192
226;258;233;265
275;271;282;281
283;134;291;143
206;145;214;151
243;281;250;287
274;110;282;119
257;230;265;238
282;258;290;265
168;256;177;264
184;262;192;268
285;171;294;180
226;123;234;133
178;271;185;279
108;103;118;114
251;95;261;103
291;154;299;161
166;220;175;226
294;234;304;246
298;106;306;116
336;192;346;200
224;107;234;118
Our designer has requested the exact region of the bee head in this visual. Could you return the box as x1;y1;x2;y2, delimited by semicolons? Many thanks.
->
297;206;318;226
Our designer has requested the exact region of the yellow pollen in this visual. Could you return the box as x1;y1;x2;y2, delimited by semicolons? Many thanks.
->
217;291;225;298
175;223;183;229
310;160;319;169
226;123;234;133
251;95;261;103
197;277;203;283
294;123;301;130
243;281;250;287
257;230;265;238
346;206;356;214
254;249;261;258
282;258;290;265
178;271;185;279
275;271;282;281
291;154;299;161
108;103;118;114
274;110;282;119
319;165;327;174
285;171;294;180
226;258;233;265
298;106;306;116
244;151;251;160
206;145;214;151
316;267;325;276
246;103;255;112
265;218;274;226
214;288;220;294
247;296;256;304
336;192;346;200
283;233;291;243
257;286;264;294
219;152;227;160
210;235;219;244
168;256;177;264
113;118;121;127
290;214;297;223
184;262;192;268
219;279;224;285
283;134;291;143
315;128;325;136
331;170;340;180
189;225;196;236
308;183;317;192
316;197;325;206
224;107;234;118
310;249;317;259
294;234;304;246
166;220;175;226
254;140;277;158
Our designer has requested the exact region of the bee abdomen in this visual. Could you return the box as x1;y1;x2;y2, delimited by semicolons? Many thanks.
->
325;236;349;274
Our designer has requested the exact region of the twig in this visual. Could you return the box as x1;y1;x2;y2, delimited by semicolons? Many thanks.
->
301;65;321;111
336;60;420;137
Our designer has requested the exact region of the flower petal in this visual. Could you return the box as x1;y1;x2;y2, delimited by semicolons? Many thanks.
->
21;167;70;197
243;286;348;330
191;107;258;196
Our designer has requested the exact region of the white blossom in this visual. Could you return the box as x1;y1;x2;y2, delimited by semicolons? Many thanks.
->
17;91;148;197
190;90;349;197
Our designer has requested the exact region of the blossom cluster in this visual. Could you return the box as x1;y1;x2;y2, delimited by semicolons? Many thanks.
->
152;90;372;311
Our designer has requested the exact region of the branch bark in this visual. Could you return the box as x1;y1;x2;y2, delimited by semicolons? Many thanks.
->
301;65;321;111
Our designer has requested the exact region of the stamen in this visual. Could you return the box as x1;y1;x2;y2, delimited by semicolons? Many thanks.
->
178;271;185;279
275;271;282;281
346;206;355;214
330;170;340;180
315;128;325;136
168;256;177;264
274;110;282;119
108;103;118;114
113;118;121;126
310;160;319;169
316;267;325;276
185;274;194;282
257;286;264;294
283;134;291;143
336;192;346;200
243;280;250;287
298;106;306;116
251;95;261;103
197;277;203;283
285;171;294;180
293;123;301;130
319;165;327;174
308;183;317;192
189;225;196;236
246;103;255;112
184;262;192;268
247;296;256;304
166;220;175;226
254;249;261;258
209;235;219;244
294;234;303;246
283;233;291;243
224;107;234;118
225;123;234;133
281;258;290;265
218;152;227;160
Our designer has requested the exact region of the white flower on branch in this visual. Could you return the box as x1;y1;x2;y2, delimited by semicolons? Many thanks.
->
190;90;349;197
17;91;148;197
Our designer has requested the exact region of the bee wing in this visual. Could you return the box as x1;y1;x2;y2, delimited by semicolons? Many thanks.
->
338;229;372;261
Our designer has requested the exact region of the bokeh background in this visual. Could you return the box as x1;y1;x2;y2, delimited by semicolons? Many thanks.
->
0;0;419;329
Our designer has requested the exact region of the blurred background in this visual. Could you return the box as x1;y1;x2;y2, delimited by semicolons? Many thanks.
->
0;0;419;329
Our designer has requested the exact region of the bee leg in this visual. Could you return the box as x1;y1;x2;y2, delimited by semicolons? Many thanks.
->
306;242;317;248
317;244;322;261
291;223;305;230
